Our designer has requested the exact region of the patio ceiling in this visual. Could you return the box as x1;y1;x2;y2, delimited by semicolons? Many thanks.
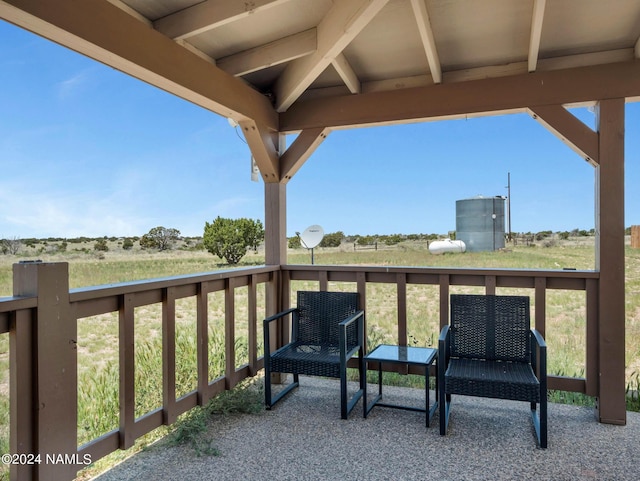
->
2;1;640;126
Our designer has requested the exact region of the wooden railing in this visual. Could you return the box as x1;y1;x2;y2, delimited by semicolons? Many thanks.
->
282;264;600;394
1;262;279;481
0;262;599;480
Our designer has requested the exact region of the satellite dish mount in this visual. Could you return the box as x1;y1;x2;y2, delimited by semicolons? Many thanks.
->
299;225;324;265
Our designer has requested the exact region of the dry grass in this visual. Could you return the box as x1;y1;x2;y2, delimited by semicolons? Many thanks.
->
1;237;638;382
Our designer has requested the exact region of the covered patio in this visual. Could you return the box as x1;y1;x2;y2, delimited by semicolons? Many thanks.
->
92;377;640;481
0;1;639;480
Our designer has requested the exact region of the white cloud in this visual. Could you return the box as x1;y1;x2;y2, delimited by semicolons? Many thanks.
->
55;69;93;100
0;179;151;238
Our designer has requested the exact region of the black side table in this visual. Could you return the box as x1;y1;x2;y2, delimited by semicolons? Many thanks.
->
363;344;438;427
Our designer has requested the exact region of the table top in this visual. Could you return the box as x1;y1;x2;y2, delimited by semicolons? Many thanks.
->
365;344;437;365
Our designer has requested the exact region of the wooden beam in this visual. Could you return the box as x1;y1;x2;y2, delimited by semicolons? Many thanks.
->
280;60;640;132
154;0;294;41
528;104;598;165
218;28;317;77
302;48;635;101
274;0;389;112
410;0;441;83
239;120;280;183
594;98;626;425
280;127;331;182
331;53;361;94
528;0;546;72
0;0;278;130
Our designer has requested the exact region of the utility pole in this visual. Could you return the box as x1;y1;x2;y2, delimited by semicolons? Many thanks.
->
506;172;512;242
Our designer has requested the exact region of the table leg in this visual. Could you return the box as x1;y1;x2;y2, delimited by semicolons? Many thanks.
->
425;364;429;427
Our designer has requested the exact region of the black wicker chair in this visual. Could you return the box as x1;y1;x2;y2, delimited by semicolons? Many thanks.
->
263;291;365;419
438;294;547;448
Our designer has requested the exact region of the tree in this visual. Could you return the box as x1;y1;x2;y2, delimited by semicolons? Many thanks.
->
288;234;302;249
1;237;22;255
320;231;344;248
203;217;264;265
140;226;180;251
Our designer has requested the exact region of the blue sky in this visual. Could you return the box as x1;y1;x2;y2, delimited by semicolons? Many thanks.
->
1;20;639;239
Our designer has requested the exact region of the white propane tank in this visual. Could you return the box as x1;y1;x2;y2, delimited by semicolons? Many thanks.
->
428;239;466;255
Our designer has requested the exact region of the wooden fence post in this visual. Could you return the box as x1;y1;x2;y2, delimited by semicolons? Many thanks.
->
13;261;77;480
631;225;640;248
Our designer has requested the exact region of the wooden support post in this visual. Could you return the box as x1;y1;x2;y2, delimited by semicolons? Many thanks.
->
595;98;626;425
264;172;288;384
264;183;287;266
12;261;78;480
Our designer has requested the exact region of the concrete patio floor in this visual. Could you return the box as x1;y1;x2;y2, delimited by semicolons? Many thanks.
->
93;376;640;481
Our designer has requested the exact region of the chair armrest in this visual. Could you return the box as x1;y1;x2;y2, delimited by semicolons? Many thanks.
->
438;325;450;380
264;307;297;326
263;307;298;359
530;329;547;383
339;310;365;360
531;329;546;349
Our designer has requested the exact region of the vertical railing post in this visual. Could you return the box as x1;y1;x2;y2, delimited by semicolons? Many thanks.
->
438;274;450;329
9;308;34;481
12;261;77;480
162;287;177;425
196;281;210;405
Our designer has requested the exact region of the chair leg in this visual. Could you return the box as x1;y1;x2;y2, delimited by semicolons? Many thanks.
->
530;399;548;448
264;360;272;408
341;360;364;419
440;390;452;436
266;372;300;409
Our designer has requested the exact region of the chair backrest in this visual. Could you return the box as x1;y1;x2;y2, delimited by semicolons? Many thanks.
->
296;291;359;347
449;294;531;362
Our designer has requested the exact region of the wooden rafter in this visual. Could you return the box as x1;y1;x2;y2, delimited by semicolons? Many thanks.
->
218;29;317;77
528;0;546;72
528;105;598;165
273;0;389;112
153;0;294;41
280;61;640;132
410;0;441;84
279;127;331;182
0;0;278;130
331;54;361;94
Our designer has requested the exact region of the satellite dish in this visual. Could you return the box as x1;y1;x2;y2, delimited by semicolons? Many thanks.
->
299;225;324;249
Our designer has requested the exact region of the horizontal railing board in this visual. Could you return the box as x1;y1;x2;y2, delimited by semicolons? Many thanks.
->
134;409;164;440
69;266;278;302
77;431;120;465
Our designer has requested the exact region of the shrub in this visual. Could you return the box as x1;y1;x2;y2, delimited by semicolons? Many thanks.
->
203;217;264;265
320;231;343;248
288;235;302;249
94;239;109;252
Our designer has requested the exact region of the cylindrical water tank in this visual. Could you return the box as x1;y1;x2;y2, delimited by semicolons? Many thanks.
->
456;196;506;252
